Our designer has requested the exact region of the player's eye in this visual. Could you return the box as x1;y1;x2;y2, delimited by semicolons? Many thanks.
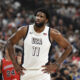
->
40;15;43;18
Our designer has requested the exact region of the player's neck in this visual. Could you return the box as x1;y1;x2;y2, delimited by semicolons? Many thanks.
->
34;25;45;33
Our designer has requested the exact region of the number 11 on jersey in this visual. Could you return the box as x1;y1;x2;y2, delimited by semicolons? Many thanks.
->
32;46;40;56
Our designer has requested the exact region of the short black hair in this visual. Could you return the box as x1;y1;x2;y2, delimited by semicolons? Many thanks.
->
35;8;50;20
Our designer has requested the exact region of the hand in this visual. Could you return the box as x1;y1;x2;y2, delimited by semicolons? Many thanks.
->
42;63;59;74
13;64;26;75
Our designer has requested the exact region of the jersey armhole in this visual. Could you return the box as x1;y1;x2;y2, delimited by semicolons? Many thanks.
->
23;26;29;40
48;28;52;44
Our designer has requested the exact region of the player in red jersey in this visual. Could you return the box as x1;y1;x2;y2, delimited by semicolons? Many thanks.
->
0;46;22;80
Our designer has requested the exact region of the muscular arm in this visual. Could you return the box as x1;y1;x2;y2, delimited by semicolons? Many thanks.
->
6;26;28;71
50;29;72;64
0;61;1;73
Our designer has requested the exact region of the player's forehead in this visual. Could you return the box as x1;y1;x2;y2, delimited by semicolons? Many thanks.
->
36;11;46;17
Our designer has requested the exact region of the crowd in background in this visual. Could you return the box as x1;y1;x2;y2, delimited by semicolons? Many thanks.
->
0;0;80;80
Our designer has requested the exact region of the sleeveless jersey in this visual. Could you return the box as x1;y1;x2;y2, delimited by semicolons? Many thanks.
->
23;24;51;70
2;58;20;80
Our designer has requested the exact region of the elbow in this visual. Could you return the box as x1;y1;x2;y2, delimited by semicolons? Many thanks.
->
70;45;72;51
7;40;10;46
6;40;13;48
68;45;72;53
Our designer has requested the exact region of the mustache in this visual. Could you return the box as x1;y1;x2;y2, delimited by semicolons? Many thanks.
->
35;22;44;28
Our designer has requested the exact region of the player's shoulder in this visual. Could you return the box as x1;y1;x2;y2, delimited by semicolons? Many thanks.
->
50;28;61;35
17;26;28;31
15;26;29;38
49;28;63;41
18;24;34;31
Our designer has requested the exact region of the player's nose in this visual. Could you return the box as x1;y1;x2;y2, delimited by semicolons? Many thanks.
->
36;16;40;20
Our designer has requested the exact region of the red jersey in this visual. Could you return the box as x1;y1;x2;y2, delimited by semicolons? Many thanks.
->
2;58;20;80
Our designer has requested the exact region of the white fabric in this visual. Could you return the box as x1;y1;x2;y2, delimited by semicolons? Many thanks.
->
21;68;51;80
22;24;51;80
0;51;3;62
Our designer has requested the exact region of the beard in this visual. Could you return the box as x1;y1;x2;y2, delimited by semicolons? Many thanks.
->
35;22;45;28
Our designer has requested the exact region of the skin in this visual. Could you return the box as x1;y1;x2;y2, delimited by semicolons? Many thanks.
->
0;48;22;73
0;62;1;73
6;11;72;75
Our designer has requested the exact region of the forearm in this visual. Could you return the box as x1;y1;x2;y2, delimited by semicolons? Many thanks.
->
7;41;17;65
56;46;72;64
0;63;1;73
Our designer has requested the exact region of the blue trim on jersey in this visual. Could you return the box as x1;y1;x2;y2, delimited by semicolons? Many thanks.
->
22;26;29;65
48;28;51;43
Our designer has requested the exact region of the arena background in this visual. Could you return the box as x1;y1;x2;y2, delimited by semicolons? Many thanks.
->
0;0;80;80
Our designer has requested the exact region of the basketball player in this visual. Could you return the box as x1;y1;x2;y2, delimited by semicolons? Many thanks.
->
0;47;21;80
6;8;72;80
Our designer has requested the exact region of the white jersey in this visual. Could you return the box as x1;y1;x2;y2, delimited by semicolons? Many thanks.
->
22;24;51;70
0;51;3;62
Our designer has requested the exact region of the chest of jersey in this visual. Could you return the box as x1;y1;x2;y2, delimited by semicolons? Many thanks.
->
23;25;51;69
